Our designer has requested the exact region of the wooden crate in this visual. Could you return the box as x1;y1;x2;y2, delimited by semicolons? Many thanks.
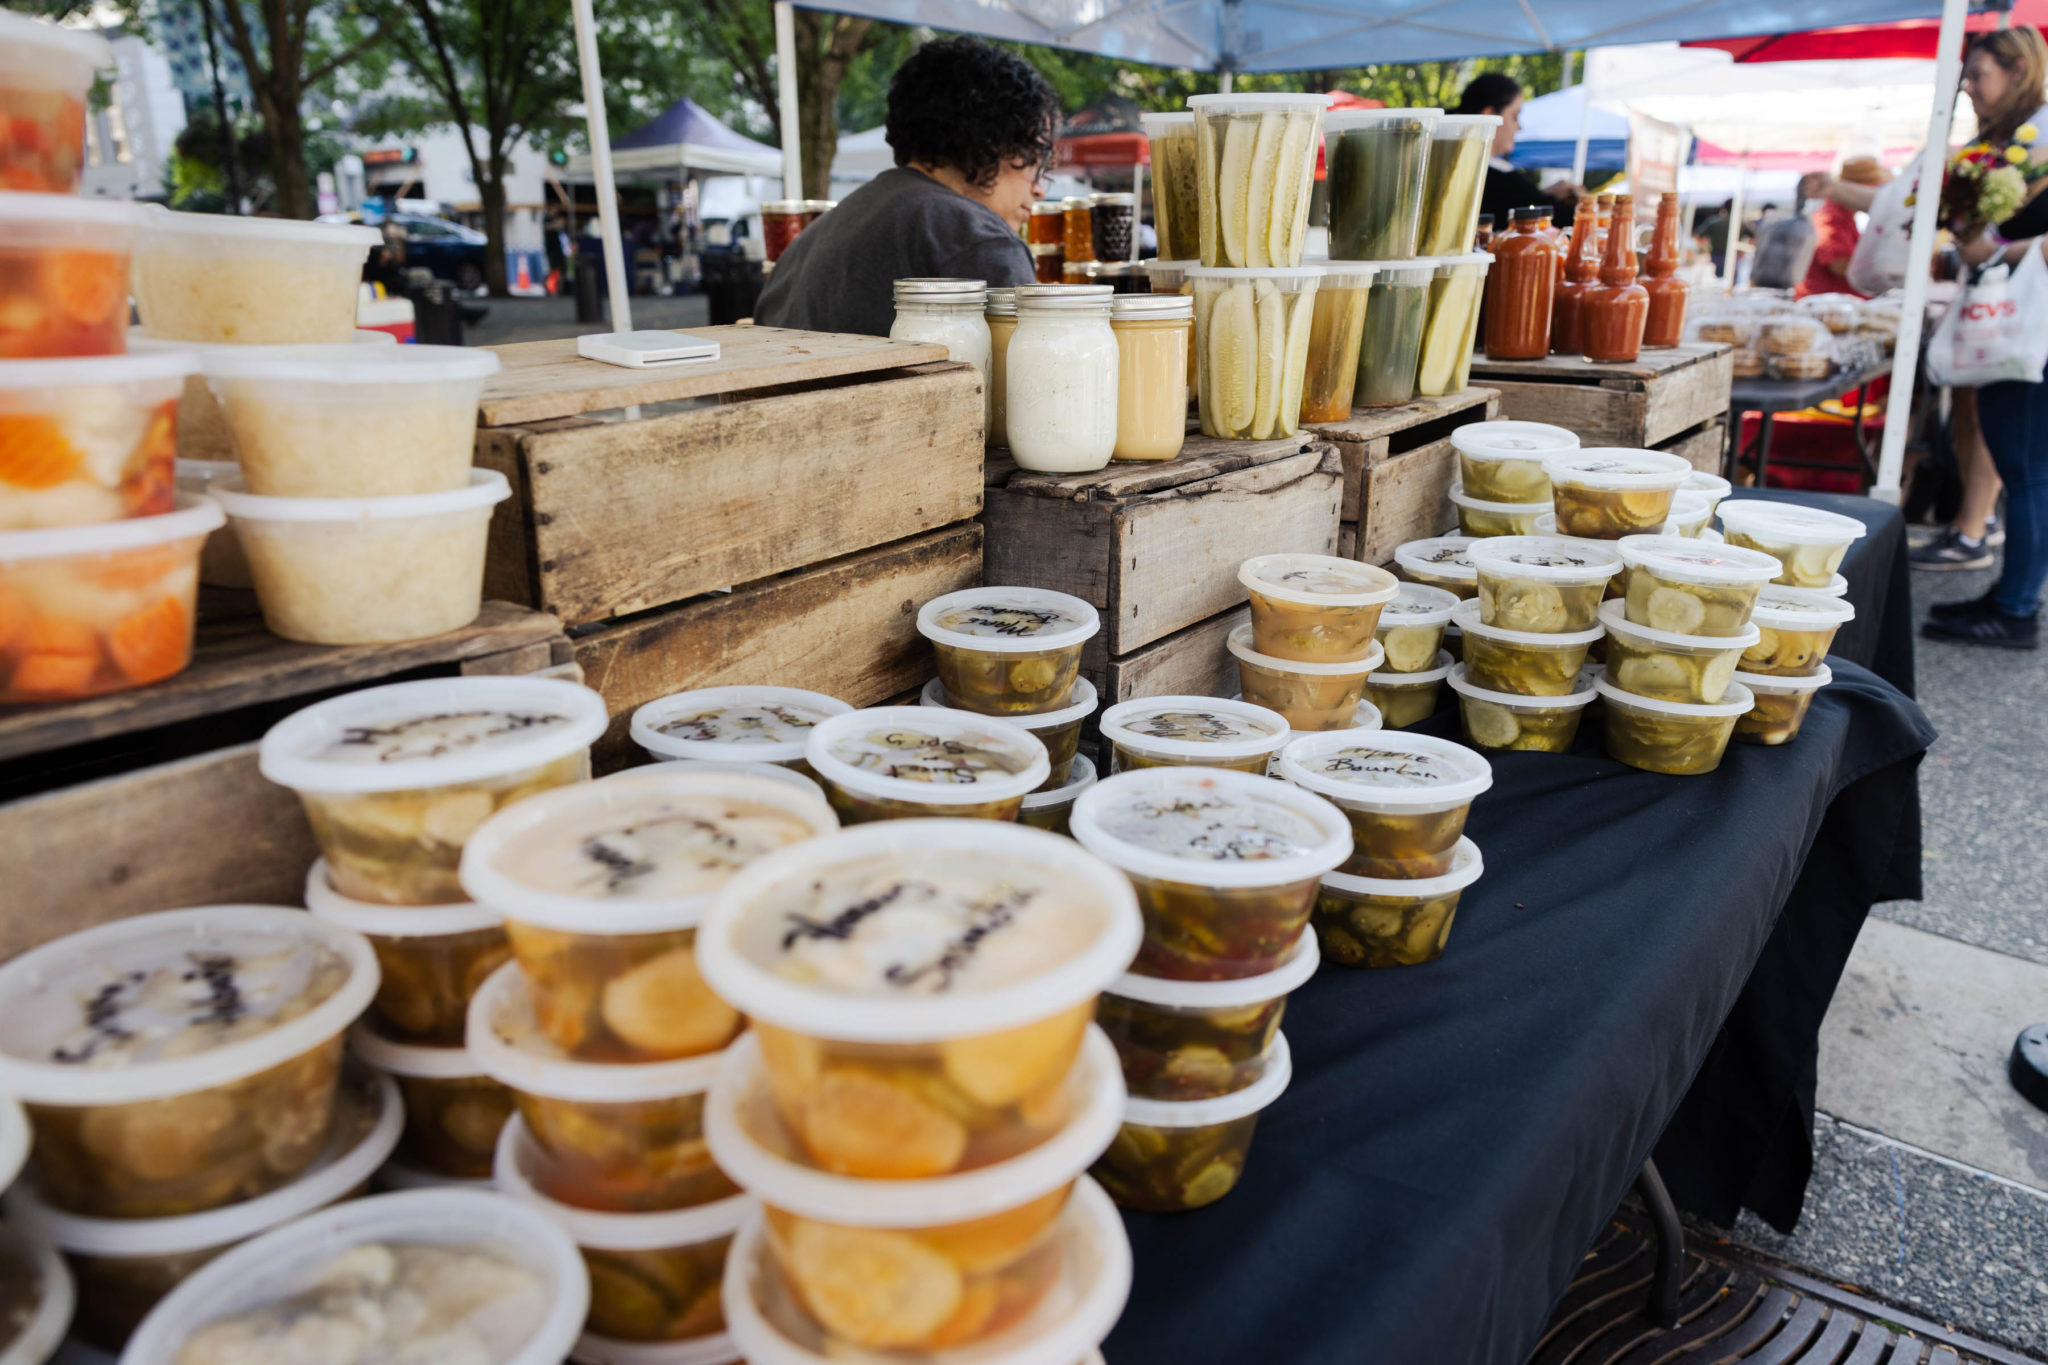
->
1660;415;1728;474
1308;389;1499;566
983;434;1343;658
477;327;983;627
1466;343;1733;449
1083;604;1248;706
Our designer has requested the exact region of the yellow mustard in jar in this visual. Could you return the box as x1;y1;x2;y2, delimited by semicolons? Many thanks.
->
1110;293;1192;462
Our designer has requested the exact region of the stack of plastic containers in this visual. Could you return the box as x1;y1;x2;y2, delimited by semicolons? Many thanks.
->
1276;731;1489;968
1229;553;1394;731
1446;536;1622;753
696;819;1140;1361
1363;582;1460;728
1070;767;1346;1209
1731;585;1855;745
1446;419;1577;543
1716;501;1867;594
3;1092;74;1365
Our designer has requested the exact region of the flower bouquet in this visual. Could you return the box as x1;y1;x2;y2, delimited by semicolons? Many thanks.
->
1934;122;2048;237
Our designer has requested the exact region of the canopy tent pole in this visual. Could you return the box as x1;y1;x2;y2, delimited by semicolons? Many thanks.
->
1571;79;1592;188
775;0;804;200
1722;165;1744;290
1219;71;1233;93
570;0;633;332
1876;0;1970;501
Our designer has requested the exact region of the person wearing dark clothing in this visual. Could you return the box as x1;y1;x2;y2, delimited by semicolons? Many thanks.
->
755;35;1053;337
1456;72;1579;228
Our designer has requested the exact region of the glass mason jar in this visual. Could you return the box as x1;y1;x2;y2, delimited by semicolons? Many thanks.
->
1092;192;1136;261
1028;200;1066;246
1063;197;1096;263
1110;292;1192;463
891;277;992;440
987;287;1018;450
1006;284;1119;474
1032;242;1065;283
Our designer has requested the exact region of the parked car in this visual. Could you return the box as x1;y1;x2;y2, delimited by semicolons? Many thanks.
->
320;209;491;290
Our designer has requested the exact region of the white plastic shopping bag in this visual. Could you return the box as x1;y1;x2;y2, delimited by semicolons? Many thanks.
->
1847;172;1916;297
1925;246;2048;387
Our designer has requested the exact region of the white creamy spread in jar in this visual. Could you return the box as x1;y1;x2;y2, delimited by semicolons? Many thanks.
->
314;708;578;766
1123;708;1282;743
498;793;817;898
173;1241;544;1365
655;702;833;745
828;725;1033;785
1097;791;1323;863
933;601;1090;640
755;851;1099;994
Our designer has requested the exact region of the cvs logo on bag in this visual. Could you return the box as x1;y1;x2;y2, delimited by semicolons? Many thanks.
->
1962;297;2019;322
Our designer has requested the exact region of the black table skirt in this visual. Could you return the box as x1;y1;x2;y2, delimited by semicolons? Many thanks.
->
1104;498;1932;1365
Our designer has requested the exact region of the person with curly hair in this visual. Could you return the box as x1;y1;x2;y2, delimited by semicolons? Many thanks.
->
755;35;1058;336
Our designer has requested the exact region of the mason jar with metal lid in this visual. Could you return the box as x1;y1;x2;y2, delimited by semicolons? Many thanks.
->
1092;192;1136;261
891;277;992;437
986;287;1019;450
1006;285;1118;474
1110;292;1192;463
1028;201;1066;246
1063;197;1096;263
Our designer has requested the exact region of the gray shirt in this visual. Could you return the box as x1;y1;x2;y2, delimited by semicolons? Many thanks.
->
754;166;1033;336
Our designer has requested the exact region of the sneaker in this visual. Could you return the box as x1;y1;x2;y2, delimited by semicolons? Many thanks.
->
1922;610;2039;649
1985;515;2006;547
1909;526;1995;571
1929;589;2001;620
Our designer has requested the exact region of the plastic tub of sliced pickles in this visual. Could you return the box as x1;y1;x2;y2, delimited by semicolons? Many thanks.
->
630;686;852;771
1449;420;1576;504
259;676;609;906
706;1022;1126;1355
1595;673;1754;775
1239;552;1398;662
496;1115;747;1344
804;706;1050;824
699;819;1141;1178
1742;585;1855;677
1616;534;1782;638
1020;752;1097;837
1363;650;1452;729
1662;489;1717;538
1374;582;1460;674
466;963;739;1214
1188;93;1328;269
922;675;1098;788
0;905;379;1221
1070;767;1349;981
1467;536;1623;634
1098;694;1292;775
305;859;507;1047
350;1026;511;1182
1717;501;1869;588
462;770;834;1063
1450;483;1550;538
1446;664;1596;752
1276;729;1491;879
1597;601;1758;705
1540;449;1693;539
916;586;1099;716
0;1217;71;1365
1313;840;1483;968
1189;265;1322;439
1393;534;1479;599
1097;932;1315;1101
1683;470;1733;521
1;1066;398;1354
1451;599;1603;697
1094;1032;1290;1212
1415;252;1492;398
1228;624;1384;731
719;1159;1131;1365
1732;665;1832;746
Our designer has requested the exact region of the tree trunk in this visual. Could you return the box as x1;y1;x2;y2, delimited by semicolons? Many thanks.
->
268;97;312;218
480;151;510;295
794;11;870;200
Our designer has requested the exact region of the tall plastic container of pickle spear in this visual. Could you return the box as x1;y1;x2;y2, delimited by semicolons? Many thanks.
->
1189;266;1323;441
1189;94;1330;269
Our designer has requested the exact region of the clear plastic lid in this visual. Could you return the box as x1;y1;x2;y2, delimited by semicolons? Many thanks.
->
1110;293;1193;319
0;349;198;393
197;342;501;386
1684;471;1734;502
0;189;147;246
120;1189;589;1365
1369;262;1437;288
0;9;112;79
1227;624;1386;677
1394;535;1478;583
1717;500;1870;546
0;491;223;566
697;820;1142;1043
1022;751;1097;811
259;676;609;796
1239;553;1399;608
1320;838;1485;901
1446;664;1598;711
0;905;378;1106
1368;649;1454;686
1185;264;1327;283
1594;672;1755;717
1751;585;1857;628
1467;536;1624;585
1324;107;1442;133
494;1117;752;1252
1380;582;1461;626
572;1331;742;1365
349;1025;483;1080
1449;420;1579;462
804;707;1050;806
917;586;1100;654
140;203;382;247
1068;766;1353;889
920;676;1099;734
1733;664;1834;695
0;1220;70;1365
212;466;513;522
1541;448;1693;490
1435;114;1504;136
629;686;852;765
1099;695;1291;763
1278;730;1493;810
1139;111;1195;134
1187;92;1333;111
1448;484;1553;516
305;858;501;938
1450;598;1605;649
457;769;837;935
1616;534;1783;587
1123;1032;1291;1128
705;1028;1123;1226
1426;251;1495;277
466;963;728;1103
1108;930;1318;1009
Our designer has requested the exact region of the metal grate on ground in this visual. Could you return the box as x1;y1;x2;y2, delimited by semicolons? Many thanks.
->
1533;1212;2043;1365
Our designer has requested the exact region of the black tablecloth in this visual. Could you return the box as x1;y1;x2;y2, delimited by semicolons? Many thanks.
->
1105;498;1933;1365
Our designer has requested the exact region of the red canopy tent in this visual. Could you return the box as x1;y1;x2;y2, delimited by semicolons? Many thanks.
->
1686;0;2047;61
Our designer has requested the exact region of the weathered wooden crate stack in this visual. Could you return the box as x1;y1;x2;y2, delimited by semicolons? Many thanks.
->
1304;388;1500;565
1466;342;1733;474
983;433;1343;704
474;325;985;767
0;597;572;957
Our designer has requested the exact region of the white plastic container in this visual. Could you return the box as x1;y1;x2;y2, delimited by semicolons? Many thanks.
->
1732;665;1834;745
1449;484;1551;538
629;686;852;767
1019;750;1097;837
920;674;1098;787
0;193;144;356
349;1027;510;1182
1099;694;1292;776
131;207;383;345
1467;535;1625;634
803;706;1050;822
1099;932;1316;1101
1313;842;1486;967
1227;623;1385;731
1616;533;1783;637
1743;585;1857;676
916;586;1100;717
1188;265;1322;440
1362;649;1453;729
1393;534;1479;598
1272;696;1383;756
1277;729;1492;880
1375;582;1461;672
1094;1031;1292;1211
1448;419;1576;503
1540;448;1694;539
0;1218;72;1365
1662;489;1716;538
173;459;251;588
0;351;196;530
305;859;507;1047
1238;553;1399;664
889;278;991;436
0;11;110;190
1595;673;1756;775
1452;598;1606;697
1716;501;1869;587
1006;285;1119;473
198;344;500;497
119;1188;589;1365
1597;600;1759;706
1682;470;1733;520
1446;663;1598;752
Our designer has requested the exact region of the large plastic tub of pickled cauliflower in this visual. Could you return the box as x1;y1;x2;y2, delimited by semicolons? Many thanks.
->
132;207;382;344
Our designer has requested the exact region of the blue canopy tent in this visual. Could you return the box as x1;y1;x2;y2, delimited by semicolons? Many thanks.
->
1509;84;1630;171
567;97;782;178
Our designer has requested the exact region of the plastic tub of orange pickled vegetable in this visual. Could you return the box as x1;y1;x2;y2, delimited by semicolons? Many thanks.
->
0;352;192;530
0;492;220;703
0;11;110;192
0;191;143;358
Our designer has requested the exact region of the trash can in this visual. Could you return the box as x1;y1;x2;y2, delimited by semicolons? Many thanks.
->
700;252;765;325
414;281;465;346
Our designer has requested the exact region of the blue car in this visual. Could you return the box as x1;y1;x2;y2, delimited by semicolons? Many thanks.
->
323;209;492;290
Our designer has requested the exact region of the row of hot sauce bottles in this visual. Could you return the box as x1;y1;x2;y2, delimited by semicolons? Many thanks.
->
1481;191;1691;364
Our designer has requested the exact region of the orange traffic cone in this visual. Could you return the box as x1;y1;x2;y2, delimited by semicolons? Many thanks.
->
514;255;533;292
